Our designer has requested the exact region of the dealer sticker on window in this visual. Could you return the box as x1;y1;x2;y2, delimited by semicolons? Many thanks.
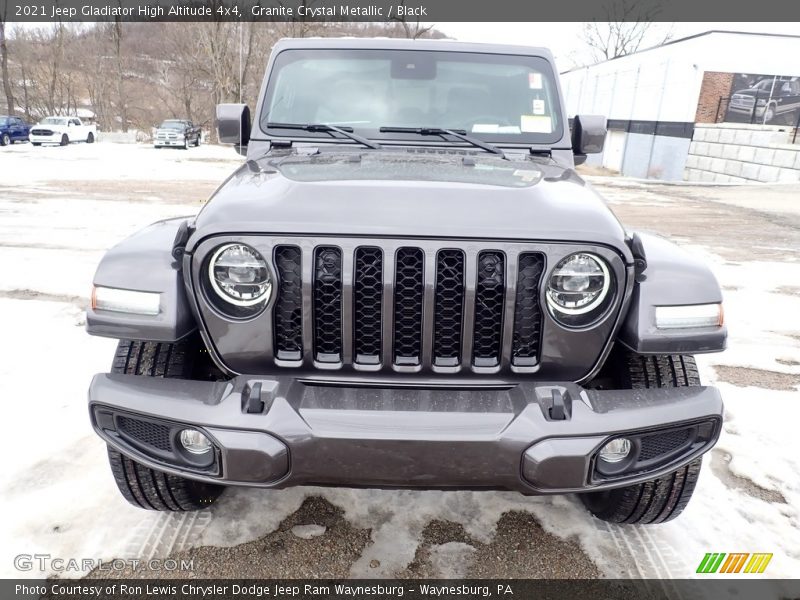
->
528;72;543;89
520;115;552;133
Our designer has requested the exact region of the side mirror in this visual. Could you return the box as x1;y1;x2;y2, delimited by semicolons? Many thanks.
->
216;104;251;154
572;115;607;155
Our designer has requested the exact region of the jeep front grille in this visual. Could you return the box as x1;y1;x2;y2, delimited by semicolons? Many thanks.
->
270;242;545;372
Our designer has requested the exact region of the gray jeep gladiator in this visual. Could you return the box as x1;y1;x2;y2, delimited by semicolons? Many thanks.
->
87;39;726;524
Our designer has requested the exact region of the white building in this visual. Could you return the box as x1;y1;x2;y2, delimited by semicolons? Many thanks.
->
561;31;800;180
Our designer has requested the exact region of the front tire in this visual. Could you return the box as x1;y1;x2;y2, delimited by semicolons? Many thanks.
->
0;133;9;146
579;352;704;524
32;142;41;147
105;337;224;511
60;134;68;146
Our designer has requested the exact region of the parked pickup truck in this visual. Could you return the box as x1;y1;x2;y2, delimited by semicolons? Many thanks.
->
0;115;31;146
154;119;201;149
87;38;726;524
727;76;800;124
30;116;96;146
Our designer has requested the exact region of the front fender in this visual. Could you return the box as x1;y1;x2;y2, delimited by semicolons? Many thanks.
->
619;233;727;354
86;218;197;342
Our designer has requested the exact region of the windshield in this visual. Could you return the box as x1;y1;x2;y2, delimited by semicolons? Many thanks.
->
752;79;777;91
42;117;67;125
159;121;184;129
260;48;563;145
0;118;8;126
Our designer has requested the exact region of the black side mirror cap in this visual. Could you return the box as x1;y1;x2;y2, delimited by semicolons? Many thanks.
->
216;104;251;151
572;115;607;155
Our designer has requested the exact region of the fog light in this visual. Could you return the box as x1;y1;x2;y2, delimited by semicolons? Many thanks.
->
179;429;212;455
599;438;631;463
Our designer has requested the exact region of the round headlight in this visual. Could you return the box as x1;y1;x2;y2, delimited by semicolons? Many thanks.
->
208;243;271;307
546;253;611;318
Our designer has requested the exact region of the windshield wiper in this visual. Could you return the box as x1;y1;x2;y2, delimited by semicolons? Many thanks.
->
266;122;382;150
378;126;506;159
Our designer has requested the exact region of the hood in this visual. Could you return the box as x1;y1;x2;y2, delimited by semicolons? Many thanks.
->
190;150;628;253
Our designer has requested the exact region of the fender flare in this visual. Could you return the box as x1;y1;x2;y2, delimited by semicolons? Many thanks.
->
86;217;197;342
619;232;727;354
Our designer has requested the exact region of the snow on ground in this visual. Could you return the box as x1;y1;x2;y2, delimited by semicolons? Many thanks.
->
0;140;240;185
0;145;798;579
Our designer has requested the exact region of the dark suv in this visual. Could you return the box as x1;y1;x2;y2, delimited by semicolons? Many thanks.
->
87;39;726;524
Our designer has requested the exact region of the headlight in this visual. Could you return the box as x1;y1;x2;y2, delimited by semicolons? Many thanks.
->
208;243;271;307
546;253;613;326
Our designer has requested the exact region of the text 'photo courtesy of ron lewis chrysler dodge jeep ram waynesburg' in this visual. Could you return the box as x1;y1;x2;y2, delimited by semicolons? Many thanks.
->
86;39;726;525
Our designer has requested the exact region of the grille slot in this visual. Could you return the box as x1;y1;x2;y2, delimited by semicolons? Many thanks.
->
639;429;691;461
472;251;505;367
117;416;172;452
353;247;383;364
433;250;465;366
511;253;545;366
273;246;303;360
313;246;343;362
393;247;425;365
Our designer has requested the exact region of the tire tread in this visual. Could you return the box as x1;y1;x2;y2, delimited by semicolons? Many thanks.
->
581;350;704;525
105;337;223;512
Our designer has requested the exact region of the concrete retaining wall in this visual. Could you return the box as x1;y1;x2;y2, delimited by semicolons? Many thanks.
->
684;123;800;183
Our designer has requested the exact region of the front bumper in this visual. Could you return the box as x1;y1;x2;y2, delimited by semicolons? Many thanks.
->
89;374;722;494
30;133;63;144
154;136;186;147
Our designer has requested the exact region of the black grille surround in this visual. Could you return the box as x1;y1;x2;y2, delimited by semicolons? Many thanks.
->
313;247;343;362
273;246;303;360
433;250;466;366
393;247;425;365
192;237;627;380
353;247;384;364
473;251;506;367
512;253;546;366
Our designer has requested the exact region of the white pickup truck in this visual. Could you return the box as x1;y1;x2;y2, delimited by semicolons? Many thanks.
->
30;116;97;146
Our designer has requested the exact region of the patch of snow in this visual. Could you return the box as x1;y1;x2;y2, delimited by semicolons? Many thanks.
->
0;141;242;185
291;524;327;539
428;542;476;578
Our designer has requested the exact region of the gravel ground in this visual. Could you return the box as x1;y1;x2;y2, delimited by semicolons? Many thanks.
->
2;142;798;580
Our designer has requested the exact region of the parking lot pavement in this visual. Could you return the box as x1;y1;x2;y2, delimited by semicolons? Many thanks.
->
1;145;798;579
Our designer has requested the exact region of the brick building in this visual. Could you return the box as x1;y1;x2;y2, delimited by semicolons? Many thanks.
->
561;31;800;181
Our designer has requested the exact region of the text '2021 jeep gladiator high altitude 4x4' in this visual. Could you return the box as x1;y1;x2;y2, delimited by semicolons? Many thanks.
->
87;39;726;524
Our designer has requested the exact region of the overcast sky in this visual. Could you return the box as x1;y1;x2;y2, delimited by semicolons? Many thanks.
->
437;22;800;71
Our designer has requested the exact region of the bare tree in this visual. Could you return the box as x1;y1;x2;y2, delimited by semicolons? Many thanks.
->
111;19;129;130
581;0;672;61
389;3;435;39
0;7;14;115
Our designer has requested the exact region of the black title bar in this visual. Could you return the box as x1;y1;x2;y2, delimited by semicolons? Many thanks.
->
5;579;800;600
3;0;800;22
